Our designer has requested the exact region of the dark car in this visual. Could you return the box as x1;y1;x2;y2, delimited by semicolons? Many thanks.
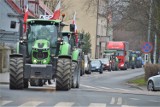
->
99;58;111;71
90;59;103;74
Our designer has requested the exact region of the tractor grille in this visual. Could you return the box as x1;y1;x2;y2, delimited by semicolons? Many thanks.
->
33;51;48;60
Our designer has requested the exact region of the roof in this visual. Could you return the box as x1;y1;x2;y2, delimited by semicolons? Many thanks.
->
6;0;35;18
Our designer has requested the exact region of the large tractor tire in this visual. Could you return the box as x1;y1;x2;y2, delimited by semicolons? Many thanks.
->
9;57;24;89
71;62;80;88
56;58;72;91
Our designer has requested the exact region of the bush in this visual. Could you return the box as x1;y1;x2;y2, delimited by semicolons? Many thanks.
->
144;64;160;81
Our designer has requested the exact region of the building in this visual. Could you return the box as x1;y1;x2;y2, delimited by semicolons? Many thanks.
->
0;0;52;47
62;0;112;58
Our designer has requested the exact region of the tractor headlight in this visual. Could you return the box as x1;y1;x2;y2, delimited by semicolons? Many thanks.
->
43;60;47;63
120;64;124;67
33;59;37;63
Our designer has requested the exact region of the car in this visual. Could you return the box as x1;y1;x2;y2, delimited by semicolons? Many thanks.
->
99;58;111;71
90;59;103;74
147;72;160;91
84;55;91;74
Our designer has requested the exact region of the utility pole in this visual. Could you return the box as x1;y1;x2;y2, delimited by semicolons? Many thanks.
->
95;0;99;59
147;0;153;63
147;0;153;42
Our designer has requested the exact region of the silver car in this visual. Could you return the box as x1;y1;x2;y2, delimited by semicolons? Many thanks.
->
147;72;160;91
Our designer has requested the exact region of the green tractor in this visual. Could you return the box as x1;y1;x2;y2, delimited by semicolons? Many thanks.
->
61;31;81;88
9;18;76;91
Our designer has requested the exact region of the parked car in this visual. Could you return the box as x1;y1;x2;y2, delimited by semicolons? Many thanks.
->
147;72;160;91
84;55;91;74
90;59;103;74
99;58;111;71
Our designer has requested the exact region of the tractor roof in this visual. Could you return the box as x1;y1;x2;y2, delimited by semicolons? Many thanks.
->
104;50;117;53
27;19;68;26
27;19;61;23
61;31;72;34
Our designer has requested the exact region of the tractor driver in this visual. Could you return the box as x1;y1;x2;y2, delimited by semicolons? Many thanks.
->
37;26;51;40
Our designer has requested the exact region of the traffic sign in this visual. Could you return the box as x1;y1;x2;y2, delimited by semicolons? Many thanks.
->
141;42;153;53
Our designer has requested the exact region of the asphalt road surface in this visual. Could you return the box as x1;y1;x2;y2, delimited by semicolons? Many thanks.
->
0;68;160;107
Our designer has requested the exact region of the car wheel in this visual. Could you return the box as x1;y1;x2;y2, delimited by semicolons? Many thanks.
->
147;80;155;91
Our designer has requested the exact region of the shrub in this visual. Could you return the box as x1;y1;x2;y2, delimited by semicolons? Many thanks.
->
144;64;160;81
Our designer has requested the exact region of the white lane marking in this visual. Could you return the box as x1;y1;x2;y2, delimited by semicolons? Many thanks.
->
114;88;129;91
88;103;106;107
121;105;137;107
149;100;160;103
110;97;115;104
80;84;101;90
18;101;43;107
0;100;13;106
99;86;111;90
129;98;140;101
54;102;74;107
117;97;122;105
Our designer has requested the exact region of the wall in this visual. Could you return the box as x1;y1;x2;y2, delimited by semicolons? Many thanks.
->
0;0;19;32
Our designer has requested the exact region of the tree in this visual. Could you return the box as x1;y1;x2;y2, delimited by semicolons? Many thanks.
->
81;31;92;54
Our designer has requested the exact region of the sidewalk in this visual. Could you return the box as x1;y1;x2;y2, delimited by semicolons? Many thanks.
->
0;71;9;84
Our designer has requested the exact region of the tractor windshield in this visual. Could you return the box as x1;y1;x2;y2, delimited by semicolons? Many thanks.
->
28;24;57;42
27;23;58;55
115;50;124;56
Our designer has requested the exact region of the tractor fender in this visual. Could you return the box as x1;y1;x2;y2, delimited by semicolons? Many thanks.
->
10;54;23;58
72;49;80;62
59;42;71;56
58;55;72;59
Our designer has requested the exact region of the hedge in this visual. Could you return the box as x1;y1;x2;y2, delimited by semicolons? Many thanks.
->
144;64;160;81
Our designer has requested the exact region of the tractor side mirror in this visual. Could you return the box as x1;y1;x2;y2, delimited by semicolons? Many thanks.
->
79;33;83;40
10;21;16;29
79;41;85;45
70;24;75;32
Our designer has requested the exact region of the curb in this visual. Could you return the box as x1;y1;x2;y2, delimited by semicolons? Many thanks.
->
126;83;146;90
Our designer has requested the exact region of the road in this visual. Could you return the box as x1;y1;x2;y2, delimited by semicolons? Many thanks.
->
0;68;160;107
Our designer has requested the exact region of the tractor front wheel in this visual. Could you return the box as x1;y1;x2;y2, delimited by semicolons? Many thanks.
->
71;62;80;88
56;58;71;91
9;57;24;89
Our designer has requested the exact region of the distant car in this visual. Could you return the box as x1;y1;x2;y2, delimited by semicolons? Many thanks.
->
147;72;160;91
90;59;103;74
99;58;111;71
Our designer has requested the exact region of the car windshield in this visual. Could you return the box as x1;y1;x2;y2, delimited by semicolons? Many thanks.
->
99;58;109;64
91;60;101;66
